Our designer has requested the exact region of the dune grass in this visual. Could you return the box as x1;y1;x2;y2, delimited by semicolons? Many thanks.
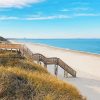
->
0;50;86;100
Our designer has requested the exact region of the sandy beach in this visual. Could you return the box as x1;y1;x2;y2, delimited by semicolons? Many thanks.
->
10;40;100;100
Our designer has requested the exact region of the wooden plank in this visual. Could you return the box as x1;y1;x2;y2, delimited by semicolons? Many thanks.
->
64;70;68;78
54;65;58;76
0;44;77;77
0;44;21;49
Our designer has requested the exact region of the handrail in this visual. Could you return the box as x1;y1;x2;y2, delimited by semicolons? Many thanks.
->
0;44;76;77
0;44;21;49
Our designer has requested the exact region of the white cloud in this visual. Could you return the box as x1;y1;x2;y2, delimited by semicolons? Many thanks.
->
72;2;89;5
73;7;91;11
0;16;19;20
0;13;100;21
25;15;71;20
60;7;93;12
74;13;100;17
0;0;44;8
0;15;71;20
60;7;91;13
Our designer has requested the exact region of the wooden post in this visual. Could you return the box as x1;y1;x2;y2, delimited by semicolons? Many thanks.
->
27;48;28;52
54;64;58;76
37;60;39;64
11;48;12;52
44;63;47;69
22;46;24;56
39;61;42;65
64;70;68;78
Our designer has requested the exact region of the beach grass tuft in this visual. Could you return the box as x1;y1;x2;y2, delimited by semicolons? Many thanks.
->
0;51;86;100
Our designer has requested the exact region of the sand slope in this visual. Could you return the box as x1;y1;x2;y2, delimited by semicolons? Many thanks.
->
9;40;100;100
25;43;100;100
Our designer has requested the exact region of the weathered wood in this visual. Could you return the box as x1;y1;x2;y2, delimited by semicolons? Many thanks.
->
0;44;21;49
54;65;58;76
39;61;42;65
0;44;77;77
64;70;68;78
44;63;47;69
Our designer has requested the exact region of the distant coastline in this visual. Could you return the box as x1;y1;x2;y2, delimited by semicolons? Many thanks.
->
10;38;100;55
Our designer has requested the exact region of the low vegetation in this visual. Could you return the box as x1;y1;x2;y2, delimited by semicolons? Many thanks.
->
0;36;9;43
0;50;86;100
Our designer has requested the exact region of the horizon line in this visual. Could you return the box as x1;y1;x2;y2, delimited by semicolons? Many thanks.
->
7;37;100;39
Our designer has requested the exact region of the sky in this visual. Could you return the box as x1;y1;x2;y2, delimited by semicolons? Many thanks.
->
0;0;100;38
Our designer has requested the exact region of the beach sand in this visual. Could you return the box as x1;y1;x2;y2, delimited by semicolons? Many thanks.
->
9;40;100;100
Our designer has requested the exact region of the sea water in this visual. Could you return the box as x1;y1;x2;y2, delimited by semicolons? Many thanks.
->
15;39;100;54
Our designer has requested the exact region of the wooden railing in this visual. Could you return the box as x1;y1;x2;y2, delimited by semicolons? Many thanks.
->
0;44;76;77
0;44;21;49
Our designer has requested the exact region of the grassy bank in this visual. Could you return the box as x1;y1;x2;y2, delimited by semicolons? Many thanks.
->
0;36;9;43
0;51;85;100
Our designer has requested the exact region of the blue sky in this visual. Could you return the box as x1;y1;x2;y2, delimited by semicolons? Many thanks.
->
0;0;100;38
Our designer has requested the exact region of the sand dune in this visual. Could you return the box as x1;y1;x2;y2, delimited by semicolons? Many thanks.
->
9;40;100;100
25;43;100;100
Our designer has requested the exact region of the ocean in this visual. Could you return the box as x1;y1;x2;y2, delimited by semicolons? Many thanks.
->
15;39;100;54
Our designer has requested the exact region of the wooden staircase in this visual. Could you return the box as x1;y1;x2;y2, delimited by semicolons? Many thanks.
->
0;44;76;77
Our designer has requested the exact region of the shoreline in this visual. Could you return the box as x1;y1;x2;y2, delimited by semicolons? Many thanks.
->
9;39;100;57
9;39;100;78
9;39;100;100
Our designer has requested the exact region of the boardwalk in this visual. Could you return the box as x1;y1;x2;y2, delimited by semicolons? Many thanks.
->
0;44;76;77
